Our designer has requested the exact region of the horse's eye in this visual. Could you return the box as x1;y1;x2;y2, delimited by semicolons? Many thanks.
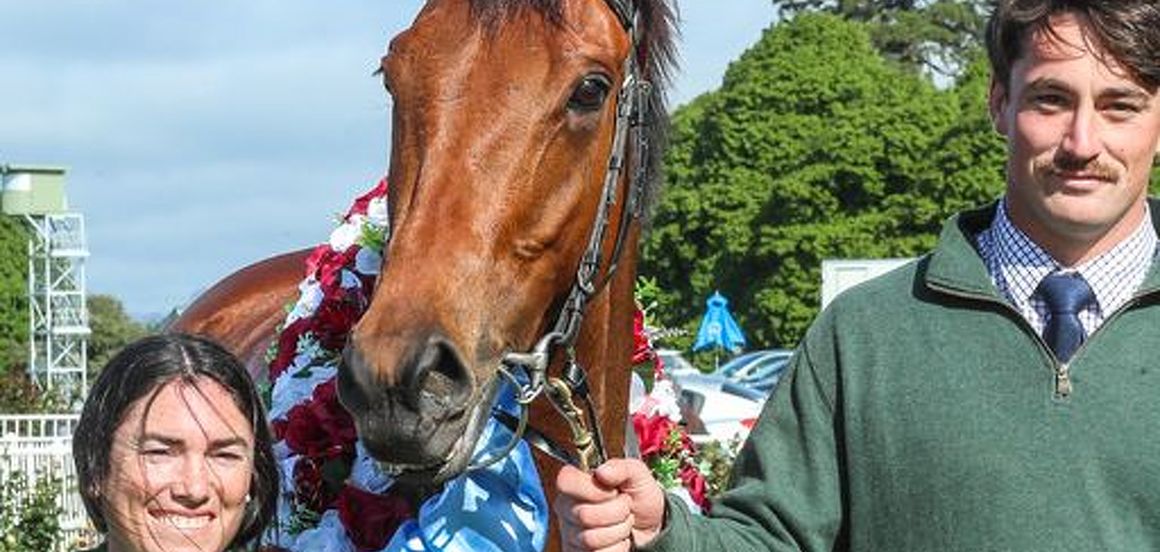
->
567;75;612;113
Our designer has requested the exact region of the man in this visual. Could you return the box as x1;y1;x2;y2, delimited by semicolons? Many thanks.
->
556;1;1160;550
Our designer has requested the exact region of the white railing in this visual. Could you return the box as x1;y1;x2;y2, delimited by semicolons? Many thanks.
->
0;414;96;550
1;414;81;439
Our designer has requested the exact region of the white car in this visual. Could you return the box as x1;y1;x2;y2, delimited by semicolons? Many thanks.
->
668;370;764;444
650;349;768;443
655;348;699;378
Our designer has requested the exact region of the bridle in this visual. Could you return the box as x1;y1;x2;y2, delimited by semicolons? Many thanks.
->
472;0;652;473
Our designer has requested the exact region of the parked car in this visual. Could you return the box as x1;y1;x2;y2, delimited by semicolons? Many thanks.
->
667;370;765;443
652;349;787;443
716;349;793;394
655;348;699;378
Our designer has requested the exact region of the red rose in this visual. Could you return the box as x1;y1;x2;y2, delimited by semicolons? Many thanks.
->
293;456;336;513
676;424;697;452
633;413;677;459
303;243;334;278
345;178;389;219
282;381;358;458
631;307;657;366
679;463;710;512
313;295;365;351
269;318;312;380
316;248;362;293
336;485;413;552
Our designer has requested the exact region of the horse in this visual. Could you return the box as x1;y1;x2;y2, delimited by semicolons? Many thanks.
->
170;0;676;549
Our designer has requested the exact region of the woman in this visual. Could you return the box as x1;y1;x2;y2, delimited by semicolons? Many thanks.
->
73;333;278;552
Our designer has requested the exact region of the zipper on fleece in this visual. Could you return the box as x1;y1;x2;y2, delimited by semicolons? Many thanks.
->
1054;363;1071;396
929;279;1159;398
925;281;1080;397
1054;291;1154;396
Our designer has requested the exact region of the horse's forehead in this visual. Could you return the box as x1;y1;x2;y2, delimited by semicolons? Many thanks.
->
397;0;627;61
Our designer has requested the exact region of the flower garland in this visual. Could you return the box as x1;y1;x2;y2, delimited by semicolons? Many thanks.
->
629;308;710;513
258;175;712;549
261;178;547;552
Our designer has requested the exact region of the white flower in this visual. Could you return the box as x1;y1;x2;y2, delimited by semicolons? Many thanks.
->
273;441;295;462
285;278;324;326
355;247;383;276
268;365;338;421
645;379;683;422
329;221;362;252
367;197;390;226
276;450;299;478
340;268;362;290
295;332;326;357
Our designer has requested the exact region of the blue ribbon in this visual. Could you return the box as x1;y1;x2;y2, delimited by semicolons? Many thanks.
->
384;383;547;551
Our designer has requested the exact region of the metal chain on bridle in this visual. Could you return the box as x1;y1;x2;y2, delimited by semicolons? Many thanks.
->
471;0;651;473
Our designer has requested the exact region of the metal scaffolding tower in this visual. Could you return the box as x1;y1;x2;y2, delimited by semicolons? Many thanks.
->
25;213;90;397
1;165;90;401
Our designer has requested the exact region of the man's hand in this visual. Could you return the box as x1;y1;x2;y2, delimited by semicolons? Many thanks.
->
555;458;667;552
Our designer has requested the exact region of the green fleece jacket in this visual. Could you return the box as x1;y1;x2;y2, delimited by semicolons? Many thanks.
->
645;202;1160;551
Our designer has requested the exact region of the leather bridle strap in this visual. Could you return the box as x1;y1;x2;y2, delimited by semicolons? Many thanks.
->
494;409;579;466
472;0;647;474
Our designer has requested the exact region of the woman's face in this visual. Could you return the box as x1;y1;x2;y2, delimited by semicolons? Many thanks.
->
102;377;255;552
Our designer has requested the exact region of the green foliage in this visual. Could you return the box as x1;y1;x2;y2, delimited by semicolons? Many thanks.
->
771;0;990;76
87;294;149;379
694;435;745;500
0;369;71;414
0;467;64;552
642;13;1005;347
0;218;29;374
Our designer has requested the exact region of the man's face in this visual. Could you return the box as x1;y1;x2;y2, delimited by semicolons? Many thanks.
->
989;12;1160;264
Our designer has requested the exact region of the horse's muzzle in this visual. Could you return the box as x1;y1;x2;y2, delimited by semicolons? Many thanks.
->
337;333;482;481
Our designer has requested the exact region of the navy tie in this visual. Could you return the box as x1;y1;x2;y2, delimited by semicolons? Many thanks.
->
1036;272;1095;362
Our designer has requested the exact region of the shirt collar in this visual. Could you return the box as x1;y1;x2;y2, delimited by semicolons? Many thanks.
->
989;199;1157;316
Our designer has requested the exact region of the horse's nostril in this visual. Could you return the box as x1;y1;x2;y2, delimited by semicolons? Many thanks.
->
411;338;473;415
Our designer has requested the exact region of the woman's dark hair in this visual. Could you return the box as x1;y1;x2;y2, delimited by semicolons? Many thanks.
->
986;0;1160;92
73;333;277;549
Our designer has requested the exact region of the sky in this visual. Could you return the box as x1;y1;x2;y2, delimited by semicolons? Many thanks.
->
0;1;775;320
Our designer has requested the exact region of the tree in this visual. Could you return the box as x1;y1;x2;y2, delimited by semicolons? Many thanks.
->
771;0;990;76
87;294;149;376
642;13;1005;348
0;217;28;374
0;468;63;552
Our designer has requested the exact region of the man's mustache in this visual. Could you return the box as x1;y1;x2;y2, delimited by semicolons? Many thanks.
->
1033;153;1120;182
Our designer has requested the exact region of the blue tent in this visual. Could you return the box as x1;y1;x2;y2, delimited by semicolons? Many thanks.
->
693;291;747;353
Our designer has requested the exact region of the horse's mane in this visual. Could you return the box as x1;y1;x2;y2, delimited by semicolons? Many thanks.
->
470;0;678;225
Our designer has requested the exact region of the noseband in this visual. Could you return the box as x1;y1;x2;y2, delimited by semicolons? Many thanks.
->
473;0;651;473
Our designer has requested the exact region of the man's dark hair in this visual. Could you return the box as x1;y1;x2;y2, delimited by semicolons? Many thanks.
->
73;333;277;549
986;0;1160;91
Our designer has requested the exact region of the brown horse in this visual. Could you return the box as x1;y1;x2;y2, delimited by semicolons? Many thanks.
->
171;0;675;548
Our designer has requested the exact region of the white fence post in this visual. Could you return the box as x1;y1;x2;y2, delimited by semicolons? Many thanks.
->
0;413;95;550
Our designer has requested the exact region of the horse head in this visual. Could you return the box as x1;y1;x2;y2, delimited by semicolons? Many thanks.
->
336;0;674;485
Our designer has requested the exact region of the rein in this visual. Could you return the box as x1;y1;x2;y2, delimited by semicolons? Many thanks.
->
475;0;650;474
